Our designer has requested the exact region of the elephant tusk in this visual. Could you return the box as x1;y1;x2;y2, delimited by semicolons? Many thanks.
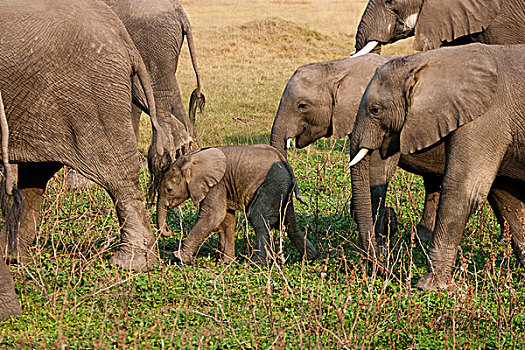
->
286;138;293;149
350;148;369;166
351;41;378;58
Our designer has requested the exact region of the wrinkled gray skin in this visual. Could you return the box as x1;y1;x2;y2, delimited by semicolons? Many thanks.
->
104;0;205;155
157;145;320;265
0;0;170;272
270;54;443;251
350;44;525;290
66;0;205;192
0;259;20;322
355;0;525;54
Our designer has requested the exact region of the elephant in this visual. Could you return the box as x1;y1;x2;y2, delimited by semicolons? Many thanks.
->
0;0;171;272
353;0;525;56
156;145;320;265
64;0;206;193
270;54;444;249
349;43;525;290
103;0;205;158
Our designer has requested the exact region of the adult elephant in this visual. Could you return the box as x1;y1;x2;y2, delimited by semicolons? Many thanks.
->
0;0;170;271
270;54;442;250
350;44;525;289
65;0;206;192
103;0;205;160
353;0;525;56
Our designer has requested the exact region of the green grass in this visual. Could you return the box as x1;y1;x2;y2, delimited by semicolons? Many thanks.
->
1;1;524;348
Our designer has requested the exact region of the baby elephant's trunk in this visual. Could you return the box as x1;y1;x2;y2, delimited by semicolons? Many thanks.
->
156;191;173;237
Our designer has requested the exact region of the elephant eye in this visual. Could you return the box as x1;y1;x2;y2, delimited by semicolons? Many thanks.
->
369;103;382;116
297;102;308;112
166;188;173;193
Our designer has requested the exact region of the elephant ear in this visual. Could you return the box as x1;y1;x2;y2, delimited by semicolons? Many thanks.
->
331;55;390;139
181;148;227;205
414;0;502;51
400;45;498;154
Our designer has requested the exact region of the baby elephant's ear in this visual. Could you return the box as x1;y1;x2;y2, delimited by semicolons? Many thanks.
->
181;148;227;205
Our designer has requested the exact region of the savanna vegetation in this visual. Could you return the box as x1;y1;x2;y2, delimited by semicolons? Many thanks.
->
1;0;524;348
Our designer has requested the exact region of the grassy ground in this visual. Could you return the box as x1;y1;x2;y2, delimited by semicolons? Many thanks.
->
2;0;524;348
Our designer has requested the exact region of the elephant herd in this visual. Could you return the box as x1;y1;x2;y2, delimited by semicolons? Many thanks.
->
0;0;524;321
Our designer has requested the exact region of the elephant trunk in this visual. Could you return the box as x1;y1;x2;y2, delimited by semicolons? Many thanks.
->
354;0;393;52
350;138;378;260
156;192;173;237
270;116;288;159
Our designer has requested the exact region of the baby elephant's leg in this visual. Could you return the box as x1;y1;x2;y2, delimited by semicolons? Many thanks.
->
218;209;236;263
174;185;227;264
248;204;275;266
247;170;284;265
284;201;319;261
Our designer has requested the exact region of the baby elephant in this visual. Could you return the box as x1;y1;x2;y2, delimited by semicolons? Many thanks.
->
156;144;320;265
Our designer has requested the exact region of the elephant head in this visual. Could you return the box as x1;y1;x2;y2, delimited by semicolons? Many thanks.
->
354;0;501;54
270;55;391;157
349;44;497;254
156;148;227;237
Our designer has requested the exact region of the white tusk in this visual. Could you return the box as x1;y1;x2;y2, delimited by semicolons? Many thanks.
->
351;41;378;58
349;50;356;55
286;138;292;149
350;148;369;166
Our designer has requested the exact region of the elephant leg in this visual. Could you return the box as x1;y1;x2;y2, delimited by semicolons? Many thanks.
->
0;162;62;263
131;104;142;142
247;209;274;267
108;195;158;272
150;64;193;158
0;259;21;321
488;183;525;265
175;185;227;264
368;151;400;248
284;201;319;261
218;209;236;263
246;166;292;266
415;175;442;242
81;154;156;271
170;77;193;137
415;142;504;290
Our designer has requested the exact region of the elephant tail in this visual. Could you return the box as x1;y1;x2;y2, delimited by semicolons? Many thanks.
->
0;91;14;196
0;91;23;255
182;12;205;124
131;51;171;202
282;159;307;206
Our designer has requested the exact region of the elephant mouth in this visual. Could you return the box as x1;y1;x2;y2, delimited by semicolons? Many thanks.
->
379;133;400;159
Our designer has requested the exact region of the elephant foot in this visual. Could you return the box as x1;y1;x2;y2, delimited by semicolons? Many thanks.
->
414;272;451;290
109;247;158;272
0;230;31;264
221;255;235;264
414;224;434;242
173;249;193;265
378;207;398;237
306;248;320;262
160;227;173;237
511;241;525;266
250;254;270;267
64;168;93;191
